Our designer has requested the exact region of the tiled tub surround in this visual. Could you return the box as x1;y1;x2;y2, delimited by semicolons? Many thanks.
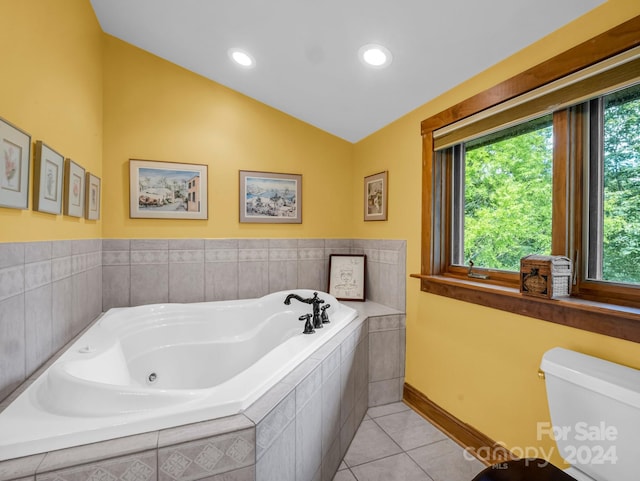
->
0;240;102;402
0;238;405;405
102;239;406;313
0;303;405;481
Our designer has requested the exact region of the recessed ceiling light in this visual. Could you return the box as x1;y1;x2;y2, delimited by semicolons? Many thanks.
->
359;44;392;68
228;48;255;68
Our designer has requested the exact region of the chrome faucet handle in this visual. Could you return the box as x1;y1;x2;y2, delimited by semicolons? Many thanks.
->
321;304;331;323
298;314;315;334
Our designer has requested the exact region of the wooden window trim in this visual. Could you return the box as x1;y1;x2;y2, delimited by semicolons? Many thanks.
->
415;16;640;343
410;273;640;343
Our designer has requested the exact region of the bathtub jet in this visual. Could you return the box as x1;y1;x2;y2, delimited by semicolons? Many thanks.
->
0;290;357;461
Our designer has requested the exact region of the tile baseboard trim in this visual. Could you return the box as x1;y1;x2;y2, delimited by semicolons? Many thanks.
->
403;383;513;466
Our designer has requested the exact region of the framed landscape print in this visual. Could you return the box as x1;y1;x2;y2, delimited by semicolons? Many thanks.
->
85;172;101;220
364;170;388;221
328;254;366;301
239;170;302;223
0;117;31;210
34;141;64;214
64;159;85;218
129;159;208;220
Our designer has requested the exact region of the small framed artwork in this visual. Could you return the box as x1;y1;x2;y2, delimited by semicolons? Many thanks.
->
364;170;388;221
0;117;31;210
34;141;64;214
85;172;101;220
64;159;85;218
328;254;366;301
239;170;302;223
130;159;208;220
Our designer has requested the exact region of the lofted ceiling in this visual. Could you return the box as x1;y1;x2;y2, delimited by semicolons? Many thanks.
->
90;0;604;143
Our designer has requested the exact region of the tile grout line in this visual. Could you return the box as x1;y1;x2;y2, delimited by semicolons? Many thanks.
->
368;411;449;480
337;402;476;481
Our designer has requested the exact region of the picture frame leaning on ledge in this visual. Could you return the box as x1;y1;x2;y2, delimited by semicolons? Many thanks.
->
328;254;366;301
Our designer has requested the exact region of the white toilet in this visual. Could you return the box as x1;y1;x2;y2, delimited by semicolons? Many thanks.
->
540;347;640;481
472;347;640;481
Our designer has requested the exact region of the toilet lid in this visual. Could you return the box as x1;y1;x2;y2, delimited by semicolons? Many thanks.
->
564;467;595;481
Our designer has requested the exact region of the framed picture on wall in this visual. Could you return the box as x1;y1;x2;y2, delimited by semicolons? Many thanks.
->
239;170;302;223
328;254;366;301
85;172;101;220
64;159;85;218
34;141;64;215
0;117;31;210
129;159;208;219
364;170;388;221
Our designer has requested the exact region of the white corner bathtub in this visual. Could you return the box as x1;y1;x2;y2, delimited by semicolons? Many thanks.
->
0;290;357;461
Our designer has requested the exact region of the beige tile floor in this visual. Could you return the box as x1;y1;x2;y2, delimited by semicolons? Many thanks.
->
333;401;486;481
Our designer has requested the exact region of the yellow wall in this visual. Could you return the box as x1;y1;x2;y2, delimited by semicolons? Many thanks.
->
0;0;103;241
101;36;354;239
1;1;353;242
353;0;640;465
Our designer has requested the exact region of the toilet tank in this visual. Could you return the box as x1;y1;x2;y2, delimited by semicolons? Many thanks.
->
540;348;640;481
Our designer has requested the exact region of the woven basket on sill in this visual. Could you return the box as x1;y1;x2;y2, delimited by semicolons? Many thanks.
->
520;255;572;299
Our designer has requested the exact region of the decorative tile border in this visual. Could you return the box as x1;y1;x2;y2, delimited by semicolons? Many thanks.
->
37;451;157;481
158;429;254;481
130;250;169;265
298;248;324;261
268;249;297;262
238;249;268;262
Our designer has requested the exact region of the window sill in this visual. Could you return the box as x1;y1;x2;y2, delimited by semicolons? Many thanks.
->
410;274;640;343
